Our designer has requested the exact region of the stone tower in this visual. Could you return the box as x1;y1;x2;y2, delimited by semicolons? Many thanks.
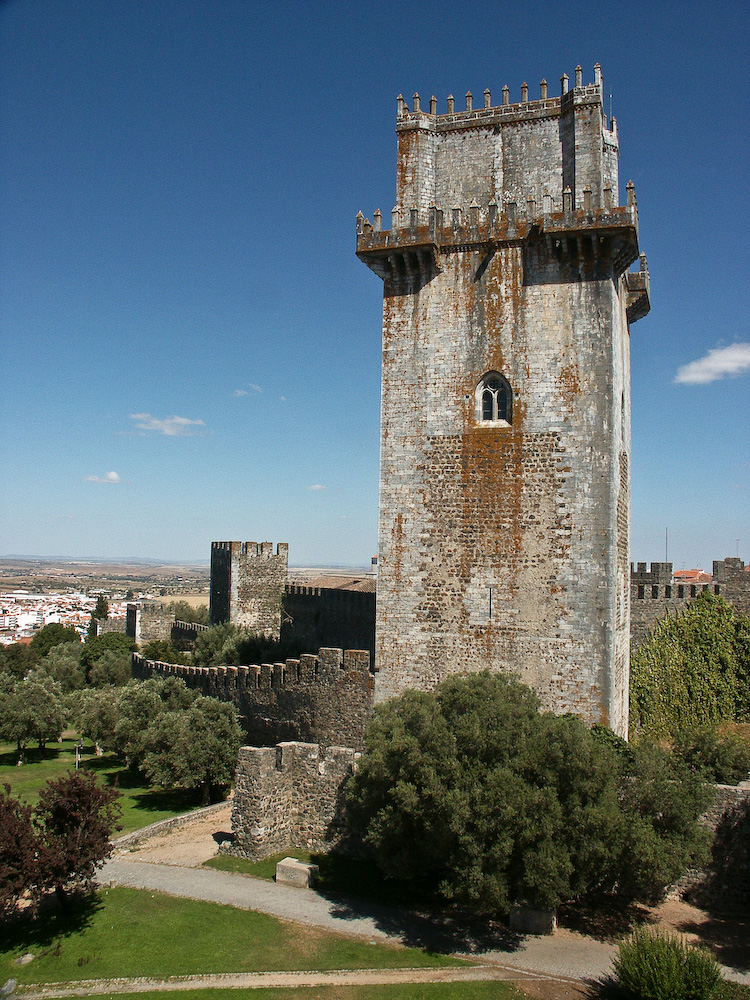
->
209;541;288;638
357;65;649;737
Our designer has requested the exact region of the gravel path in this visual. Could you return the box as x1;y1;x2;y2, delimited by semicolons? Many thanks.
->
100;856;618;984
94;810;749;991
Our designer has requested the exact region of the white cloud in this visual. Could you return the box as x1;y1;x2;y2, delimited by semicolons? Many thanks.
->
86;471;121;484
233;389;248;397
308;484;326;491
129;413;205;436
248;383;262;394
675;343;750;384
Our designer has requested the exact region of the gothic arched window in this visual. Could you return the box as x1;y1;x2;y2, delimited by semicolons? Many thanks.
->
476;372;512;425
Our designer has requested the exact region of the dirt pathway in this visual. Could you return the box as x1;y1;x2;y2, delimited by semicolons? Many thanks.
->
113;804;233;867
14;964;573;998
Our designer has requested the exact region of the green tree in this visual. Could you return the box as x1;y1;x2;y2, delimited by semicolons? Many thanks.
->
612;738;711;902
191;623;244;668
111;676;198;767
0;672;65;755
141;696;242;803
43;641;86;693
673;724;750;784
94;595;109;620
170;600;209;626
631;591;750;738
88;649;132;687
141;639;190;664
192;622;302;669
81;632;137;682
24;671;66;751
29;622;81;660
0;641;34;679
345;672;709;913
68;687;120;754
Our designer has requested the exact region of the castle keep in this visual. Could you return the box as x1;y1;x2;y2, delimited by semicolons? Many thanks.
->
357;66;650;736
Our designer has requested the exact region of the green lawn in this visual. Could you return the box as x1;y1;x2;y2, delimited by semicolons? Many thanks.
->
0;738;205;833
0;887;462;985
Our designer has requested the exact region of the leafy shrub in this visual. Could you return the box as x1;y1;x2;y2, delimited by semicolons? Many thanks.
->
613;926;721;1000
673;726;750;785
29;622;81;659
192;623;303;669
81;632;138;686
345;674;710;913
141;639;190;664
170;600;210;625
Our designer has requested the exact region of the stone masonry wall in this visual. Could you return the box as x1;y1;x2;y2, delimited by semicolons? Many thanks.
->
126;602;174;644
132;647;374;750
228;742;359;860
210;541;288;639
358;66;647;737
281;585;375;664
92;616;127;636
673;781;750;912
630;558;750;646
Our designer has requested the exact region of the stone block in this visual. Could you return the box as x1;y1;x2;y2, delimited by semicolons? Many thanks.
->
275;857;319;888
509;905;557;935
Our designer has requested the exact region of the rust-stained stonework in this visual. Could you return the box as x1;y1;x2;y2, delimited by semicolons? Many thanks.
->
358;67;650;737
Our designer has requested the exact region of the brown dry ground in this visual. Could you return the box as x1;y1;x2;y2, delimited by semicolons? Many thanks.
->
112;807;748;1000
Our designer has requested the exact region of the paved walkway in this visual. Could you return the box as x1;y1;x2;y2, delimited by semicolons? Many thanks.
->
98;858;750;988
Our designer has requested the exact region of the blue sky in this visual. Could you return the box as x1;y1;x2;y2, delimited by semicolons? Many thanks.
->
1;0;748;571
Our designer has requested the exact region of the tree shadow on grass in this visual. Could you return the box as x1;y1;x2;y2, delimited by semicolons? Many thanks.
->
127;788;204;815
305;854;523;955
0;892;102;956
83;758;203;816
0;745;73;769
318;888;523;954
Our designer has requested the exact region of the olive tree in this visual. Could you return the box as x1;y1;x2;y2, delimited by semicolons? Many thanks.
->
345;672;710;913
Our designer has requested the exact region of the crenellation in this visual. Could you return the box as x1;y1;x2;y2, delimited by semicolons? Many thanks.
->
358;63;648;737
630;558;750;643
209;540;288;636
228;740;361;860
132;645;375;749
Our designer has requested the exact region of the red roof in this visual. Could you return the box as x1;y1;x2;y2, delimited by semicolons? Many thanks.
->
673;569;713;584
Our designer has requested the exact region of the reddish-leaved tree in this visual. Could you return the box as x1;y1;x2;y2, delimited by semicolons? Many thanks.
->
0;783;35;916
34;770;121;908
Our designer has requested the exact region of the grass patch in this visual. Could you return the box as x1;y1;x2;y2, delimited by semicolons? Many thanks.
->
0;739;206;833
716;986;750;1000
206;850;436;909
0;887;462;985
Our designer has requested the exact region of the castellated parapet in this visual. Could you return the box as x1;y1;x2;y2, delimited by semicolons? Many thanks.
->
630;558;750;645
229;742;360;860
131;646;374;750
358;65;649;737
209;541;288;638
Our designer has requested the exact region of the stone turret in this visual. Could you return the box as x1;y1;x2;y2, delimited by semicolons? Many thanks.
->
357;65;650;737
